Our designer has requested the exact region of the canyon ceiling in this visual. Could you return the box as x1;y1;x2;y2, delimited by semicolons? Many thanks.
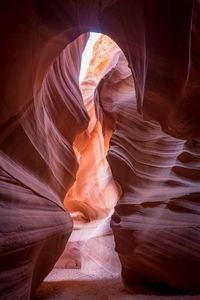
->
0;1;200;299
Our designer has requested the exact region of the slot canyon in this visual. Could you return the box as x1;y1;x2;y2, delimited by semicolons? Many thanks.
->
0;1;200;299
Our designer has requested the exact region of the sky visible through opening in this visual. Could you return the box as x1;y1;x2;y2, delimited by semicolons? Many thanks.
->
79;32;101;82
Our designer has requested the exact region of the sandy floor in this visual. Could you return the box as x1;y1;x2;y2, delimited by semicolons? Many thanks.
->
35;221;200;300
34;269;200;300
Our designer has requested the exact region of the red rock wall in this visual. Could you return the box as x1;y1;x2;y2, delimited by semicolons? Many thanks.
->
0;1;200;298
0;16;89;297
95;49;200;292
64;35;120;223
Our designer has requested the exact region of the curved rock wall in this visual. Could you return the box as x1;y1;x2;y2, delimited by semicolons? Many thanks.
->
95;50;200;292
1;0;200;298
64;34;121;223
0;25;88;299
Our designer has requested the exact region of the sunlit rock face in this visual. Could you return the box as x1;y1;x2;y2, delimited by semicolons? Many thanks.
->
1;1;200;298
64;35;120;223
62;35;121;276
64;118;119;222
84;34;121;84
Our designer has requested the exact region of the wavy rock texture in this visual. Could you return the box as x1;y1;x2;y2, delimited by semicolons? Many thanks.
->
0;1;200;298
64;34;120;223
0;21;89;299
61;35;121;276
95;49;200;292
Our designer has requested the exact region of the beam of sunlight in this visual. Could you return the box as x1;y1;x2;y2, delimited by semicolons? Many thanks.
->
79;32;101;82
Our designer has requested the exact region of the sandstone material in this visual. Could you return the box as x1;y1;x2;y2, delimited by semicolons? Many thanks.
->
1;1;200;298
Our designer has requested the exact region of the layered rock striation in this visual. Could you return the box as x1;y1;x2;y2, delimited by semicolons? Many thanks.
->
0;23;89;298
0;1;200;298
64;34;121;223
94;48;200;292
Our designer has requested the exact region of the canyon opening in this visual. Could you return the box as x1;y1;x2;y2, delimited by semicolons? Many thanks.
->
58;32;123;275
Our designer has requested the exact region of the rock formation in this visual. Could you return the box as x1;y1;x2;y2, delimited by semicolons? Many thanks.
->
64;34;120;223
95;46;200;292
0;19;89;298
0;1;200;299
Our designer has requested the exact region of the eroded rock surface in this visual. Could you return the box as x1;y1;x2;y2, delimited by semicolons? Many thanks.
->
64;34;120;222
1;1;200;298
94;48;200;292
0;20;89;298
